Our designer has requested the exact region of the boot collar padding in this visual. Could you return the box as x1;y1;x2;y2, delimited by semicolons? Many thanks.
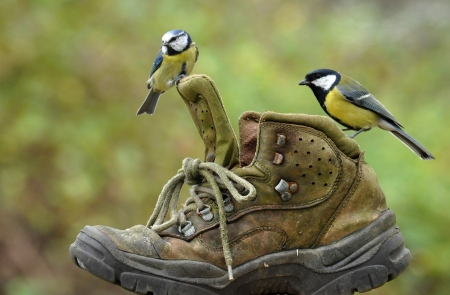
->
238;111;361;167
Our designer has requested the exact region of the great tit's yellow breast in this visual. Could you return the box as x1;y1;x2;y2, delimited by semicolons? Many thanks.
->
325;88;379;130
151;45;197;91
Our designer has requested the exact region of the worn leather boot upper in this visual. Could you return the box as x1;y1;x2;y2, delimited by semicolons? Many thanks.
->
95;74;388;278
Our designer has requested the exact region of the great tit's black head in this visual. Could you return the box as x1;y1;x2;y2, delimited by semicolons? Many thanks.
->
161;30;193;55
298;68;341;92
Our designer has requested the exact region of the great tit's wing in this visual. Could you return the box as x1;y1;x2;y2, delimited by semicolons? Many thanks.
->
337;76;403;128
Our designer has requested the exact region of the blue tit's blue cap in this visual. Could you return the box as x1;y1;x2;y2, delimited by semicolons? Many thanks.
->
167;29;185;36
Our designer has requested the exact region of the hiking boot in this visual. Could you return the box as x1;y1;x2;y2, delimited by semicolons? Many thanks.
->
69;75;411;295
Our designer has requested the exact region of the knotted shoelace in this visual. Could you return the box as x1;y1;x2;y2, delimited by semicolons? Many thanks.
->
146;158;257;280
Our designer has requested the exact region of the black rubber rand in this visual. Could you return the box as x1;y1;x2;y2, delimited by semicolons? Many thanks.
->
69;211;411;295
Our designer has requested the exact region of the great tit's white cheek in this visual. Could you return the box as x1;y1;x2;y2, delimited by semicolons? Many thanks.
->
161;46;168;55
312;75;337;91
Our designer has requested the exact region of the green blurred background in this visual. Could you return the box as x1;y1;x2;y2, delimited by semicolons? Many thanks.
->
1;0;449;294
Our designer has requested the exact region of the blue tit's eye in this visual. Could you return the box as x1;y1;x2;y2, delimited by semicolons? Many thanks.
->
169;37;177;42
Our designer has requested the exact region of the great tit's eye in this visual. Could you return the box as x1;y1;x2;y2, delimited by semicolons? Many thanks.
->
314;73;321;79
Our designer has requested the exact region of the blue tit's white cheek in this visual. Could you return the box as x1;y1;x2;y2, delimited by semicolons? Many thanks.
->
170;34;188;52
312;75;337;90
161;46;168;55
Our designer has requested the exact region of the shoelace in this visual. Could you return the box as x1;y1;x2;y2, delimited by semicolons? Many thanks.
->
146;158;257;280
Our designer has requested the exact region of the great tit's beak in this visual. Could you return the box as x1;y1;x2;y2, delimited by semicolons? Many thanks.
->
298;79;309;85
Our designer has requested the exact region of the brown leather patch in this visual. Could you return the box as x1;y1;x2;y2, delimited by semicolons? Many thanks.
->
239;112;261;167
198;226;287;266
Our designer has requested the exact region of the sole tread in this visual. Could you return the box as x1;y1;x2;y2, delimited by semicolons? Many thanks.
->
69;211;411;295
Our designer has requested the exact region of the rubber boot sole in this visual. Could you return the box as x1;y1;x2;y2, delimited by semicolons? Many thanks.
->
69;209;410;295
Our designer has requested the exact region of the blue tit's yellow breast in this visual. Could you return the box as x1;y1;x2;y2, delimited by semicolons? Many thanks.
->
325;88;379;129
151;45;197;91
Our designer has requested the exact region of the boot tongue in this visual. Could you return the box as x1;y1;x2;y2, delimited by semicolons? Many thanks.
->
177;75;360;168
176;75;240;169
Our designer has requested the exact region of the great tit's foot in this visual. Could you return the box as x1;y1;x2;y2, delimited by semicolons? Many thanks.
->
175;74;187;86
346;128;369;139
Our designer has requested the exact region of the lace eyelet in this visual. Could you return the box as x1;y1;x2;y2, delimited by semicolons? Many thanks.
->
178;221;195;237
197;204;214;221
222;193;235;213
274;179;298;201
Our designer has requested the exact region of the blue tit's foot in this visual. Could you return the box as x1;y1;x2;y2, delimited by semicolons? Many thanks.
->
175;74;187;86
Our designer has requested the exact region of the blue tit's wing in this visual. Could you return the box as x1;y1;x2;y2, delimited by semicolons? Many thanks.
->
194;44;199;62
337;75;403;128
148;50;163;79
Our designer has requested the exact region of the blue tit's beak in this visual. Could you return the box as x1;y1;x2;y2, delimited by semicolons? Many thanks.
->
298;79;309;86
162;42;169;46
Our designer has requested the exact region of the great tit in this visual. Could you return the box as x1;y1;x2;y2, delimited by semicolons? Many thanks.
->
137;30;199;115
298;68;435;160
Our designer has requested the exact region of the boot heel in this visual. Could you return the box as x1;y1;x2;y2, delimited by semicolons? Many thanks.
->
313;231;411;295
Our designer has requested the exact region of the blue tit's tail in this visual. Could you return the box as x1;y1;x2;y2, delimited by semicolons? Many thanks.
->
137;89;162;115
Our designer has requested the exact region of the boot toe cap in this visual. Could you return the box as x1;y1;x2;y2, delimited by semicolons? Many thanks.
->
93;224;164;258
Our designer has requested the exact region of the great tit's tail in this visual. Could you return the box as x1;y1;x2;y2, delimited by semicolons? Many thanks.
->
137;89;161;115
388;127;435;160
377;118;434;160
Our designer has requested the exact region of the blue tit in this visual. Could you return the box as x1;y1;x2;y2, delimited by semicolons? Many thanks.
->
137;30;199;115
299;68;434;160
